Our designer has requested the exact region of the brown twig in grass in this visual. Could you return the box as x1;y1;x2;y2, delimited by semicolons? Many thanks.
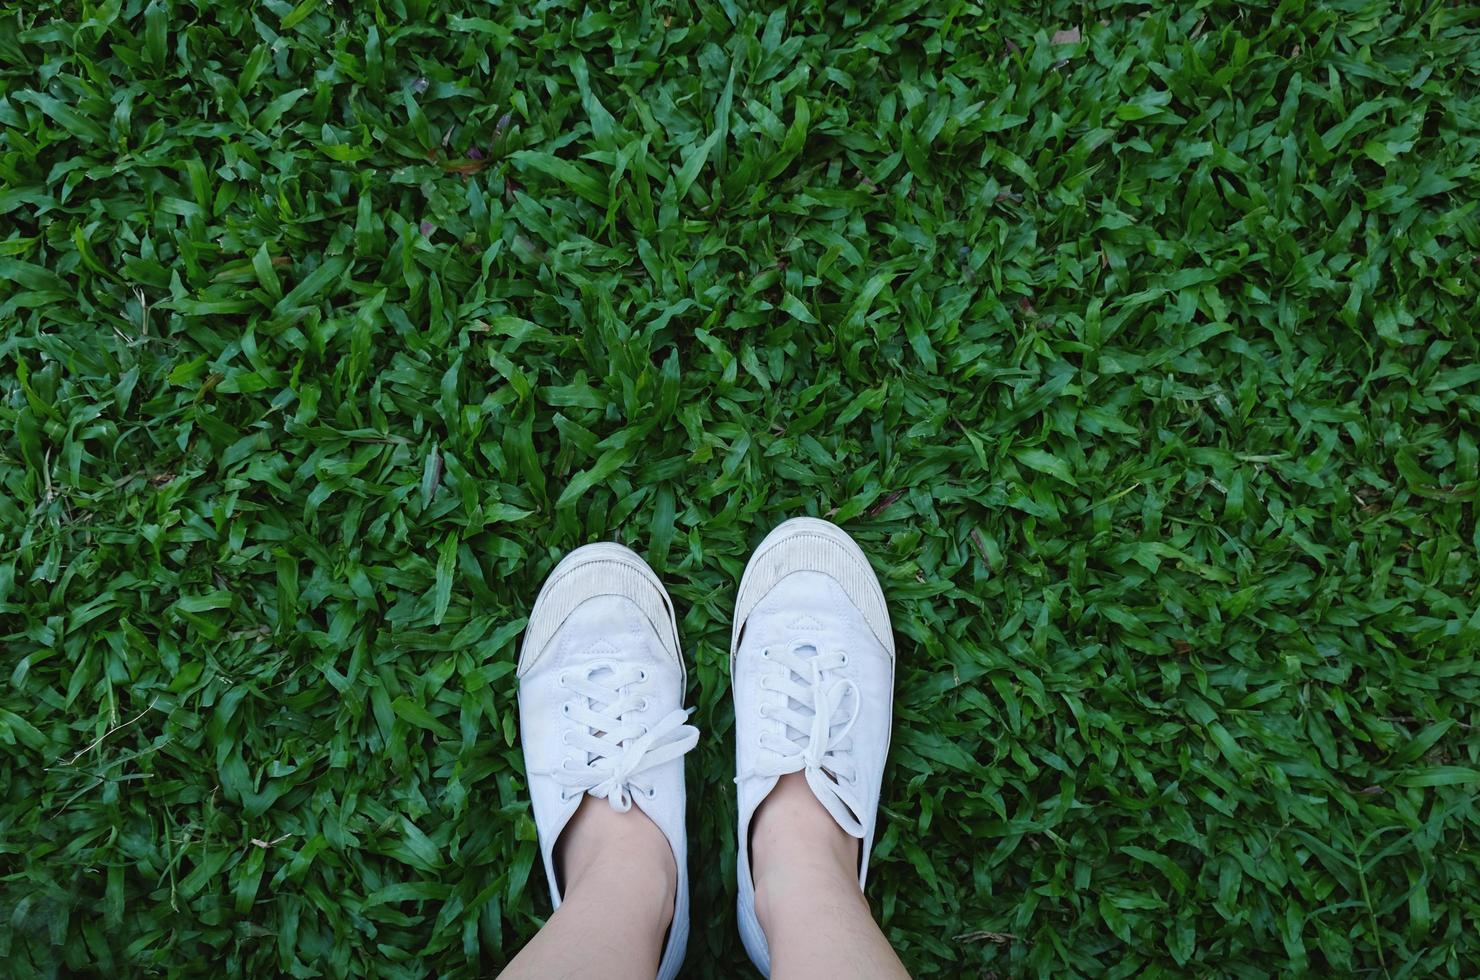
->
954;930;1022;944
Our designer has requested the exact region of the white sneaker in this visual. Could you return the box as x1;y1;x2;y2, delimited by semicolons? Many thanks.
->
517;542;699;980
730;517;896;976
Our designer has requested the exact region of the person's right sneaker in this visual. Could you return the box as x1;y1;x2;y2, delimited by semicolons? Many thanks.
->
729;517;896;976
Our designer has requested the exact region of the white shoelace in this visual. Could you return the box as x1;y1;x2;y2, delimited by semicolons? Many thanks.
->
742;641;865;835
550;662;698;811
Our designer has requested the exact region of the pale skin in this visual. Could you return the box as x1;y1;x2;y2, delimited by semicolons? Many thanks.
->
499;771;909;979
499;798;676;980
750;772;911;980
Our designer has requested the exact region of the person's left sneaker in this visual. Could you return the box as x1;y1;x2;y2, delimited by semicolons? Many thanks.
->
729;517;897;976
517;542;699;980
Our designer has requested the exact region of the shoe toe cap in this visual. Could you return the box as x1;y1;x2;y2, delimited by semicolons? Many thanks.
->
520;545;680;676
733;521;892;657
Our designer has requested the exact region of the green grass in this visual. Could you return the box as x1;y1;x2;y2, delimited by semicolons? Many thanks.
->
2;0;1479;975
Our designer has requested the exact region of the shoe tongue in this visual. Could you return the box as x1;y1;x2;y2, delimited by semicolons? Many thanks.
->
784;644;820;717
586;663;616;739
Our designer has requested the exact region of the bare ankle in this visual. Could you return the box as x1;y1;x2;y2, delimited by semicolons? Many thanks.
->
556;797;677;930
750;773;863;930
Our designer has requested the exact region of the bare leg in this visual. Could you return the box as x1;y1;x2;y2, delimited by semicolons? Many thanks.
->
501;797;676;980
750;773;911;979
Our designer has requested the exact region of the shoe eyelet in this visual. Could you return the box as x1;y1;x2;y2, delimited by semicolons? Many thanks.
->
760;649;770;659
638;724;649;736
638;697;650;711
561;731;572;745
561;703;571;716
758;705;769;719
558;672;569;687
637;668;648;682
645;787;656;799
840;654;849;666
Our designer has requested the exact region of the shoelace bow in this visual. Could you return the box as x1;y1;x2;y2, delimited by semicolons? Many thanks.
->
743;642;865;835
551;662;698;811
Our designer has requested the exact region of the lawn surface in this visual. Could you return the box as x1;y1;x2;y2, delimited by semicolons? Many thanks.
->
3;0;1479;976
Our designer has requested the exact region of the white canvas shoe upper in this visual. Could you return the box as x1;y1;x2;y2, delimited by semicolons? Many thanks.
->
518;543;698;980
730;517;896;976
